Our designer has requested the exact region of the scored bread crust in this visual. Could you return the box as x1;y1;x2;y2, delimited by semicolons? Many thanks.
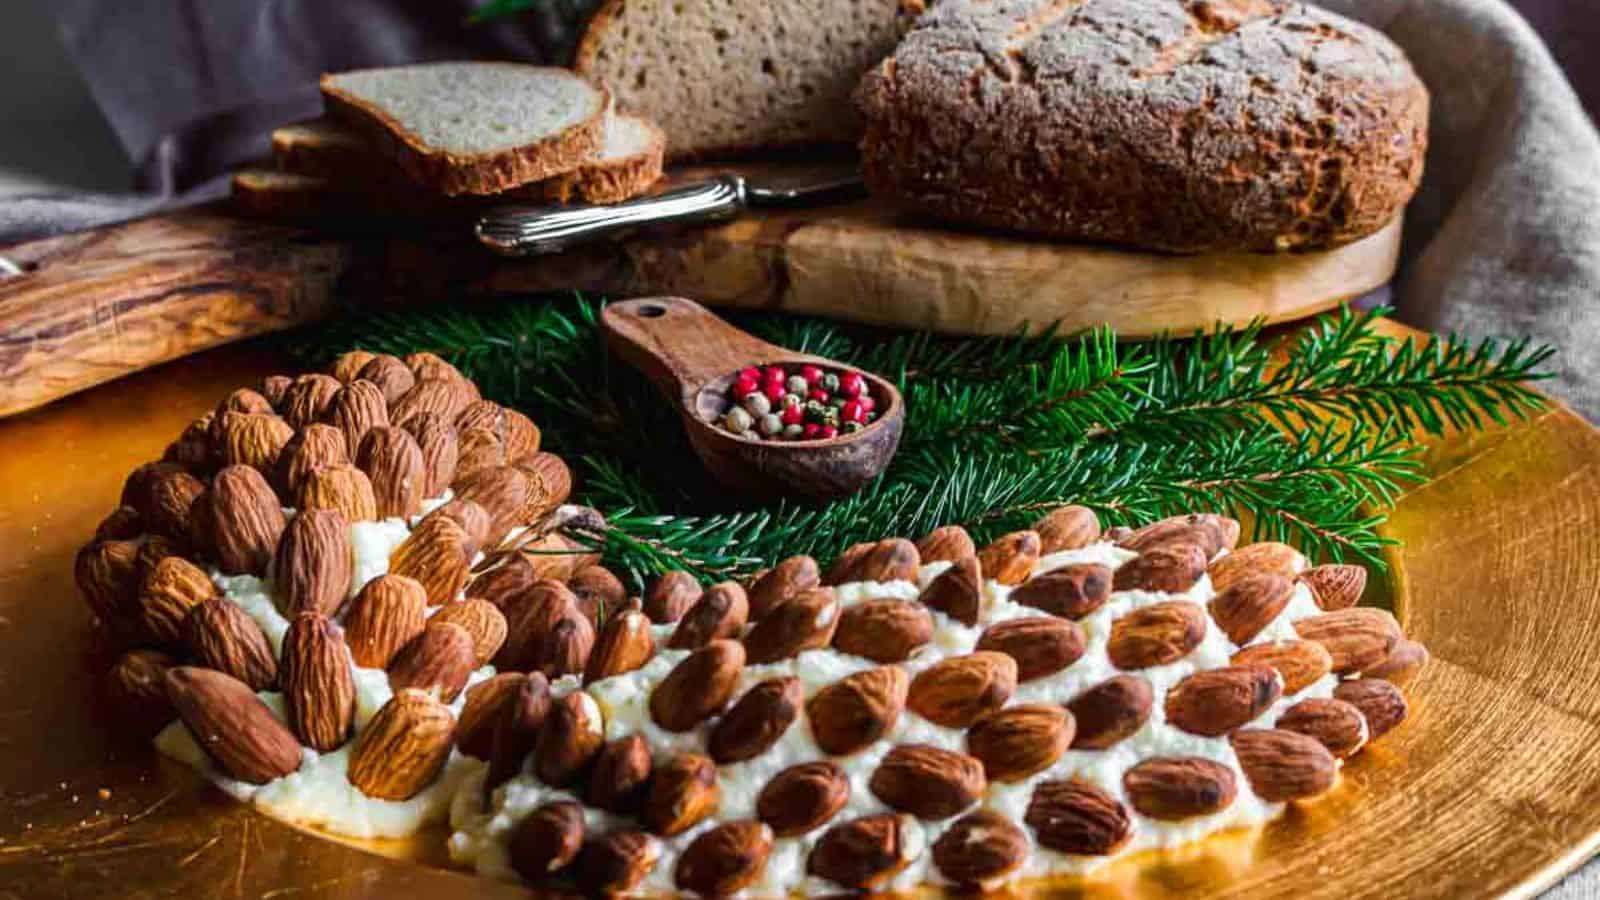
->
319;63;611;197
855;0;1429;254
538;115;666;204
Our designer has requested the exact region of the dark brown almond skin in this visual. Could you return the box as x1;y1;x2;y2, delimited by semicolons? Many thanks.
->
183;599;278;691
1009;564;1113;620
650;640;746;732
1209;574;1295;645
676;821;774;896
742;588;839;663
1294;608;1402;675
1209;542;1307;593
568;565;627;624
1123;757;1239;821
1300;563;1368;610
908;652;1018;728
669;581;749;650
1025;779;1132;855
977;530;1042;585
494;580;584;673
1106;601;1207;669
456;672;547;760
869;744;986;819
1230;728;1338;801
280;612;357;751
823;541;875;585
486;675;555;797
1034;505;1102;553
1120;514;1240;557
833;599;934;663
1067;675;1154;749
509;801;585;883
919;555;983;625
273;508;353;618
808;814;916;889
387;622;477;703
104;649;178;737
356;425;423;520
1114;543;1209;593
164;666;302;784
577;830;660;897
757;762;851;837
343;573;428;670
1165;665;1282;737
1277;698;1368;758
853;538;921;584
807;666;908;755
588;734;654;814
465;552;541;610
584;609;656;685
422;498;491;558
1364;638;1429;685
534;692;604;787
709;677;803;764
642;753;721;836
205;465;287;575
933;809;1028;887
644;570;702;624
1333;678;1409;740
916;525;976;565
966;704;1073;782
534;613;597;680
1230;640;1333;694
747;555;821;620
975;616;1086;681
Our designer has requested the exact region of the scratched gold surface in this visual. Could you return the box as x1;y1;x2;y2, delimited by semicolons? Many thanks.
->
1;323;1598;899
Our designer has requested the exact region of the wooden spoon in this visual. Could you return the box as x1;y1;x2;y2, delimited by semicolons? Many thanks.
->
601;296;905;499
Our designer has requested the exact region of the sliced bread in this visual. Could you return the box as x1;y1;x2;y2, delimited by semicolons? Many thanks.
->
320;62;610;196
574;0;924;160
270;120;380;182
537;114;665;204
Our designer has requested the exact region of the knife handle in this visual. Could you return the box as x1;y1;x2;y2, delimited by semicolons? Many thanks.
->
475;175;747;256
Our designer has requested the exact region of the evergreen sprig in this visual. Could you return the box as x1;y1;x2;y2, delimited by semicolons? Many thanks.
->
288;296;1552;588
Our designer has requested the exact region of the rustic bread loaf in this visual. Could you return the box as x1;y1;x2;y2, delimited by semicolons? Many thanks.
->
574;0;925;160
855;0;1429;253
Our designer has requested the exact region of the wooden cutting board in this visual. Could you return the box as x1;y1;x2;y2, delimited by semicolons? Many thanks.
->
0;179;1402;418
1;320;1598;900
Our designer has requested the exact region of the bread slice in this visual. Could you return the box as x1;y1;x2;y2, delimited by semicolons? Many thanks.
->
320;62;610;196
231;170;365;221
537;114;665;204
271;120;380;182
574;0;924;160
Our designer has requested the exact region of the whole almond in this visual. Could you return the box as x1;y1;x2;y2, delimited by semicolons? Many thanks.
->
1009;563;1113;619
260;375;293;408
576;830;660;898
280;374;342;428
807;665;908;755
430;598;508;665
1114;543;1208;593
585;609;657;684
355;426;424;520
1365;638;1429;685
651;639;745;732
1230;728;1337;801
142;470;205;540
1230;640;1333;694
1106;600;1207;669
330;350;377;383
423;498;492;556
494;579;580;671
1025;779;1132;856
343;574;428;669
202;465;287;575
163;418;216;475
295;463;378;524
509;801;585;883
1209;542;1308;593
535;612;596;679
747;554;821;620
135;556;220;648
215;411;293;472
467;552;542;610
389;515;472;605
454;426;507;482
216;386;275;419
669;581;749;649
1067;675;1154;749
644;570;702;623
977;530;1042;585
916;525;976;565
392;377;473;428
452;465;538;544
534;691;604;786
1034;505;1102;553
569;565;627;624
853;538;921;584
966;703;1073;782
743;588;839;663
455;671;543;760
918;555;983;625
514;452;572;517
588;734;654;814
823;541;874;585
833;599;933;663
331;380;390;460
1165;665;1282;736
273;424;350;498
122;461;187;514
869;744;986;819
511;529;602;582
1333;678;1409;740
183;599;278;691
404;351;468;382
75;539;142;624
273;508;352;618
976;616;1086;681
348;688;455;800
642;753;721;836
1277;697;1368;758
136;534;188;579
94;505;145;543
280;612;356;751
709;677;802;764
402;411;459;499
357;355;416;405
1209;573;1294;645
933;809;1028;888
1120;514;1241;557
388;622;477;702
757;761;850;836
457;400;542;459
676;821;773;897
164;666;301;784
104;649;178;736
1300;563;1368;611
807;814;918;890
1294;608;1402;674
486;675;558;797
1124;757;1239;820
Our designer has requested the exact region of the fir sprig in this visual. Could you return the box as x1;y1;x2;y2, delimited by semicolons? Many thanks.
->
287;296;1552;588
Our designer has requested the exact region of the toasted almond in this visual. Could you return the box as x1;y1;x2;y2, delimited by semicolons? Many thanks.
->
676;821;773;897
272;508;352;618
807;666;908;755
164;666;302;784
330;350;377;383
295;463;378;524
576;830;660;898
495;579;581;671
743;588;839;664
1034;505;1102;553
1123;757;1238;821
1120;514;1241;557
1106;600;1207;669
1300;563;1368;611
588;734;654;814
1114;543;1208;593
977;530;1042;585
534;612;596;679
348;688;455;800
260;375;293;408
428;599;508;665
280;612;356;751
201;465;287;575
141;470;205;540
389;515;472;605
908;651;1017;728
216;386;275;418
163;418;216;474
215;411;294;473
343;574;428;669
93;505;145;543
708;677;803;765
452;465;539;545
280;374;342;428
1229;728;1337;801
1208;541;1307;593
669;581;749;650
747;555;821;620
932;809;1028;888
423;498;492;557
456;400;542;459
918;555;983;625
514;452;572;518
272;424;350;498
1209;573;1294;645
466;552;542;610
915;525;976;565
1025;779;1132;856
757;762;850;837
509;801;585;883
388;622;477;702
870;744;986;819
1165;665;1281;736
104;649;178;736
487;674;556;796
183;598;278;691
651;640;745;732
121;461;188;514
534;691;604;786
331;380;389;459
585;609;656;684
1230;640;1333;694
642;753;721;836
966;703;1073;782
1333;678;1409;740
454;426;507;481
75;539;141;625
1009;563;1113;619
1365;638;1429;685
354;355;415;405
808;814;919;890
135;556;220;648
392;376;474;428
833;599;933;663
455;671;538;760
135;535;187;580
643;570;702;624
1277;698;1368;758
975;616;1086;681
568;565;627;624
822;541;875;585
1293;608;1402;674
1067;674;1154;749
401;411;459;499
355;426;424;520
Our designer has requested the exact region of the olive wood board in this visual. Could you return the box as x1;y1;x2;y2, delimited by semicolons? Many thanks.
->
0;318;1597;900
0;166;1402;419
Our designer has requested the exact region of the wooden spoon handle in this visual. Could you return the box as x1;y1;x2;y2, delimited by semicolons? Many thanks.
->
600;297;781;404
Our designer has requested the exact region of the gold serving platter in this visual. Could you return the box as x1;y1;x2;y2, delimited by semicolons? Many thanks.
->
3;322;1599;899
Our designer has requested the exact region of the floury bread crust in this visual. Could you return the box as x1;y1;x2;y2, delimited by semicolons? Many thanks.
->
855;0;1430;253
